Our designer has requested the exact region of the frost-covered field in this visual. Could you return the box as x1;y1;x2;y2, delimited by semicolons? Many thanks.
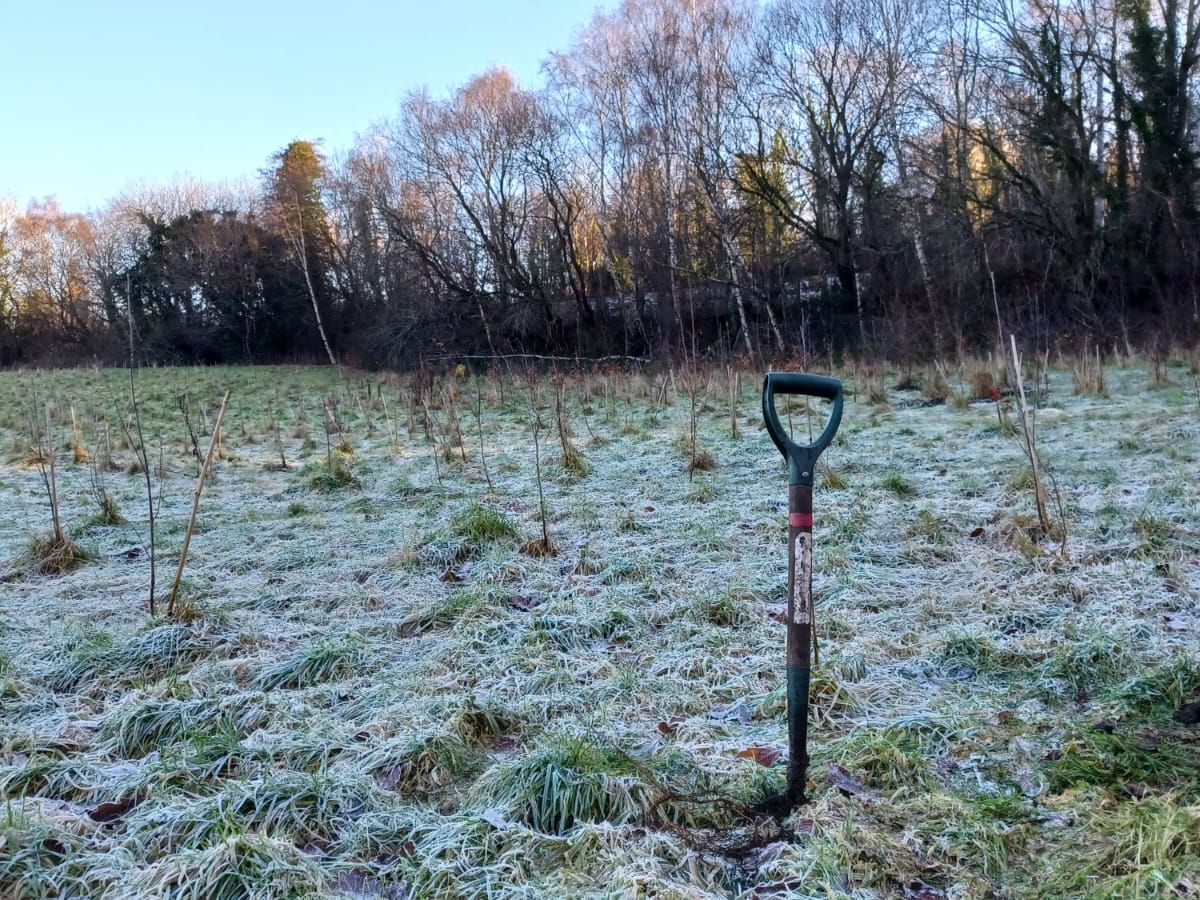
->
1;362;1198;899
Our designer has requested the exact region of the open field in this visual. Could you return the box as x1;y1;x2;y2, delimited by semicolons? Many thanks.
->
1;360;1198;899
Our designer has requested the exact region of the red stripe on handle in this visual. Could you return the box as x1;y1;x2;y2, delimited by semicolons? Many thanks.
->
789;513;813;528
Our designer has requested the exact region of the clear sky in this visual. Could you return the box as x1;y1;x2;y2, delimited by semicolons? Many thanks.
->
0;0;613;211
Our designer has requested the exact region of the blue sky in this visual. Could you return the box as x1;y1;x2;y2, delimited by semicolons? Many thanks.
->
0;0;612;211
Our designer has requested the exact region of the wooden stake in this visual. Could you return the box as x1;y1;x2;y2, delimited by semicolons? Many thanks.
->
166;391;230;617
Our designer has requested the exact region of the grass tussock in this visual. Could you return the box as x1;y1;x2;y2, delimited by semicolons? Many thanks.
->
450;502;518;543
304;456;360;492
479;735;653;833
132;832;324;899
0;808;83;898
1045;727;1200;795
559;441;591;477
686;446;716;473
87;491;125;526
1071;349;1107;396
255;636;364;691
968;367;999;399
881;471;916;497
9;531;95;578
1040;796;1200;898
369;733;481;796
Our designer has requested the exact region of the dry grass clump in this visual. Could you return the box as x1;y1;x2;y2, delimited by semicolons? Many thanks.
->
967;366;999;399
1071;346;1107;395
866;378;889;406
558;439;591;477
520;536;558;557
8;531;95;578
17;446;51;468
922;368;954;404
686;446;716;473
819;464;847;489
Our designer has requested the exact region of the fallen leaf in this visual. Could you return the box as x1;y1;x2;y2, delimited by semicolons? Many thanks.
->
440;566;463;583
745;840;788;867
736;745;781;767
480;807;514;830
827;763;876;799
87;797;138;823
969;527;985;539
710;698;753;725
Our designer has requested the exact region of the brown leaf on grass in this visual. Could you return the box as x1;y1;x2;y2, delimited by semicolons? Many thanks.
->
736;745;781;767
439;566;463;583
87;797;138;823
969;527;985;539
745;840;789;867
828;763;876;799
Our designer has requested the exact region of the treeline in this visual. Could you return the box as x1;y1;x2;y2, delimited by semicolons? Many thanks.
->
2;0;1199;369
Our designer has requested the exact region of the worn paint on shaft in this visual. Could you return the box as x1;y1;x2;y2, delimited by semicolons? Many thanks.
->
786;483;814;803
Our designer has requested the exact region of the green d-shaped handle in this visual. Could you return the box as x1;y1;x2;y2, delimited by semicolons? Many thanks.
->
762;373;844;486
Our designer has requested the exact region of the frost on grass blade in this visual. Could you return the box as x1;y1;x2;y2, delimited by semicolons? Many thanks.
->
0;363;1196;897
